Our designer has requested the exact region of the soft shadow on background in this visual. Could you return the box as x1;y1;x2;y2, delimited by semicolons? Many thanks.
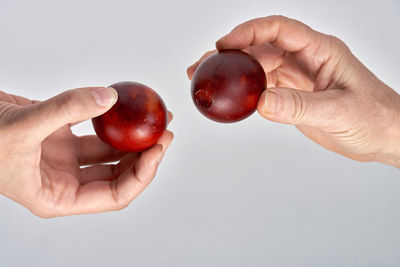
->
0;0;399;266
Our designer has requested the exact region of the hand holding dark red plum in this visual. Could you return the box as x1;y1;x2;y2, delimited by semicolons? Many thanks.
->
0;86;173;217
188;15;400;168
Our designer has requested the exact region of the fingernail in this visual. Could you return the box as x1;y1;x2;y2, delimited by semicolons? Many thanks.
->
264;91;281;114
91;87;118;107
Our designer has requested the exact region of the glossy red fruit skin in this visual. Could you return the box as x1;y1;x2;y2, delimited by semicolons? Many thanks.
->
92;81;167;152
191;49;266;123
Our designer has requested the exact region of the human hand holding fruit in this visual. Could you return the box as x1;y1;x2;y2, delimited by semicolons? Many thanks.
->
187;15;400;167
0;86;173;217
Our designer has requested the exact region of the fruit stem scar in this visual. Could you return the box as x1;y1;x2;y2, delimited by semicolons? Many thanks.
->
194;90;213;110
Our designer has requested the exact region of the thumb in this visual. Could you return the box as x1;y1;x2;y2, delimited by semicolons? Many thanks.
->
25;87;118;143
257;87;344;127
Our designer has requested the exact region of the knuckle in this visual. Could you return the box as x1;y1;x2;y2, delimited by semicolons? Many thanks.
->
58;90;82;119
35;213;53;219
328;35;350;51
109;181;131;211
269;15;288;21
117;202;130;211
29;197;65;218
30;206;55;218
289;90;307;123
113;198;130;211
233;23;247;33
0;104;24;127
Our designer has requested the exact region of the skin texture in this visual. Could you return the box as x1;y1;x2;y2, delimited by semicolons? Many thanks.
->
191;50;266;123
0;87;173;217
187;15;400;168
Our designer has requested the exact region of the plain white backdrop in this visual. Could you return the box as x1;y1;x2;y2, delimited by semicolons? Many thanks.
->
0;0;400;266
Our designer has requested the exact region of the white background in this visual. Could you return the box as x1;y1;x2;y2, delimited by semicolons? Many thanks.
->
0;0;400;266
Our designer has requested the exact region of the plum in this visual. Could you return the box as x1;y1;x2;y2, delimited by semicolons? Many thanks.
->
92;81;167;152
191;49;266;123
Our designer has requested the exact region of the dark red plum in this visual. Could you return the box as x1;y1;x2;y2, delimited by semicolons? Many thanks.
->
191;49;266;123
92;81;167;152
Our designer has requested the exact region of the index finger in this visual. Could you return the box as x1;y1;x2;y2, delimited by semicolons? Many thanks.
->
216;15;321;53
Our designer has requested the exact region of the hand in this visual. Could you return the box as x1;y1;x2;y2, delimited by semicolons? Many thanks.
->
0;87;173;217
187;15;400;168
